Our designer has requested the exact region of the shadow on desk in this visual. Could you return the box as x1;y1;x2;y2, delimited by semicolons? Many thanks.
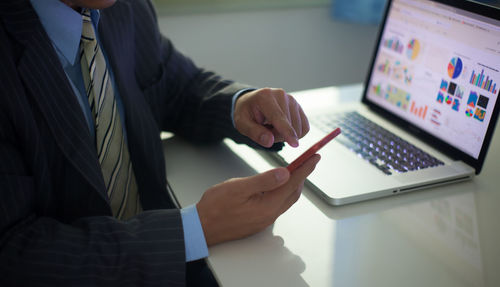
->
208;227;308;286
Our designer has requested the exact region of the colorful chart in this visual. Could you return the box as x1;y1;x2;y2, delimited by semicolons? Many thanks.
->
465;108;474;117
406;39;420;60
376;60;391;75
385;84;410;110
409;101;428;119
382;37;404;54
469;69;498;94
472;94;489;122
376;57;413;85
455;85;465;99
467;91;478;107
436;91;444;103
452;99;460;111
372;83;383;96
440;79;448;92
392;61;413;85
474;108;486;122
447;57;463;79
445;94;453;105
465;91;478;117
436;78;463;112
436;92;444;104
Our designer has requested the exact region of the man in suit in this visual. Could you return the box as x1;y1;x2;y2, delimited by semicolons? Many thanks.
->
0;0;320;285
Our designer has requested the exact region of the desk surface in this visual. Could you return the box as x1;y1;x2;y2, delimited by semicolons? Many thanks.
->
163;85;500;287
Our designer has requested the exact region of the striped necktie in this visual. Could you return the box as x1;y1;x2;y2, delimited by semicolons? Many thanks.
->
80;9;142;219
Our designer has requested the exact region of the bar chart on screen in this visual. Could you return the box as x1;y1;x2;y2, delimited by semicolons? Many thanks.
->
382;36;404;54
409;101;428;120
469;69;498;94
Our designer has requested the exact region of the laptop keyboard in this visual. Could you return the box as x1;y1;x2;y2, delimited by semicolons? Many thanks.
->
312;111;444;175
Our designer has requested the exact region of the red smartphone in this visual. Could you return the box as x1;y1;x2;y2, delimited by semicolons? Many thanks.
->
286;127;341;173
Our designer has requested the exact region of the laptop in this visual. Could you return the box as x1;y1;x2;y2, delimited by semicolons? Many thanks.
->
273;0;500;205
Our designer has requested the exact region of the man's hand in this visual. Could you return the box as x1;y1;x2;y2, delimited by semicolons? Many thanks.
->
196;154;320;246
233;88;310;148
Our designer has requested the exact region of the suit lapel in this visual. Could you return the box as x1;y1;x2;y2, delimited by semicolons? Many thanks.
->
0;0;109;203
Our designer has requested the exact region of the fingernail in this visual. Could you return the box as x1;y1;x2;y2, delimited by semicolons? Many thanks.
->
289;137;299;148
274;168;289;183
260;134;270;146
313;154;321;164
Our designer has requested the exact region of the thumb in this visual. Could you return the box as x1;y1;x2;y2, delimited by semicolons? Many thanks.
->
234;167;290;197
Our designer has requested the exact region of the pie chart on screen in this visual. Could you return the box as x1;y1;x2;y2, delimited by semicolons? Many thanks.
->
406;39;420;60
447;57;463;79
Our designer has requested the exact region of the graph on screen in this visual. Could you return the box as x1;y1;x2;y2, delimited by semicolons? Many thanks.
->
382;36;404;53
409;101;428;120
447;57;463;79
406;38;420;60
469;69;498;94
375;54;413;85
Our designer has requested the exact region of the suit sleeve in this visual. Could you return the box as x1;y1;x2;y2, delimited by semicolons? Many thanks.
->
0;25;186;286
0;117;186;287
132;0;283;150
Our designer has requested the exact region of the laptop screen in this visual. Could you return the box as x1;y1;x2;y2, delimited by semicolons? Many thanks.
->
365;0;500;159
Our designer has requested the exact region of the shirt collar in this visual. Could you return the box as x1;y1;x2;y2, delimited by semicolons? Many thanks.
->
30;0;100;66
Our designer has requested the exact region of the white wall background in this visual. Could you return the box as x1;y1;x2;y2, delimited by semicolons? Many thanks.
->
156;5;380;92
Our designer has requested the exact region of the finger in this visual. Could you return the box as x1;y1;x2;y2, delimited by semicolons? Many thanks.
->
235;107;276;147
277;93;292;130
260;98;299;147
266;154;321;205
229;167;290;197
289;98;302;138
278;182;304;215
288;153;320;185
298;105;310;138
276;154;320;213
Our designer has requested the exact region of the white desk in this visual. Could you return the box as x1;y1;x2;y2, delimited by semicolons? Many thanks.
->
162;85;500;287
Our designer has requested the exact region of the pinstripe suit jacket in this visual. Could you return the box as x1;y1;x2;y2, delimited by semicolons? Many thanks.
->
0;0;275;286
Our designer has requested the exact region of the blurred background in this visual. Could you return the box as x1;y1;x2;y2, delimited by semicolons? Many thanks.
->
152;0;499;92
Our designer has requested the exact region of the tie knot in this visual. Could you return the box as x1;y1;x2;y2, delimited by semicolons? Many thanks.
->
81;8;95;43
